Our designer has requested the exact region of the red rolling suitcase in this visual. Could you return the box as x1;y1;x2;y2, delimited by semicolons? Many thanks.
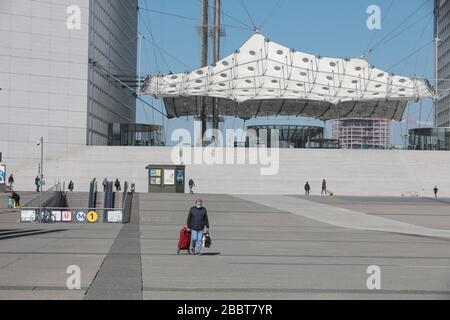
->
177;226;191;254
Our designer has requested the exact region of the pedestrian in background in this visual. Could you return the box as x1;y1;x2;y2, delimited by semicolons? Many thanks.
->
35;175;41;192
434;186;439;198
114;178;121;192
11;191;20;208
8;174;14;188
304;182;311;196
68;180;74;192
189;178;196;194
321;179;327;196
102;178;108;192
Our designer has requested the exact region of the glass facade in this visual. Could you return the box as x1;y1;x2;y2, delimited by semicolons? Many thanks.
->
308;139;341;149
246;125;324;148
108;123;165;146
408;127;450;150
436;0;450;127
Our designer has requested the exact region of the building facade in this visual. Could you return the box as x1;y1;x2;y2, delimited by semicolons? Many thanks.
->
332;118;392;149
245;125;325;149
0;0;137;175
87;0;137;145
409;127;450;150
108;123;165;147
436;0;450;127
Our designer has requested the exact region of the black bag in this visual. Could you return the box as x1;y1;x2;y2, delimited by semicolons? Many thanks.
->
203;232;212;248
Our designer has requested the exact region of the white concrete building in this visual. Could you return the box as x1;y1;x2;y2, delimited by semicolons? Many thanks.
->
0;0;137;176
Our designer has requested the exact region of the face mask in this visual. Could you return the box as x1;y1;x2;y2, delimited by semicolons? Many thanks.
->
196;204;202;209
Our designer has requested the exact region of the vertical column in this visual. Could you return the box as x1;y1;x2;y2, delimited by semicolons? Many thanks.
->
200;0;209;139
212;0;221;130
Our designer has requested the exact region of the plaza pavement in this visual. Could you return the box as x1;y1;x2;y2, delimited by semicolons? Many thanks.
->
0;192;449;299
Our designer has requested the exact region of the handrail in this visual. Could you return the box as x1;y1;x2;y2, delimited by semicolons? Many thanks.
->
120;182;134;223
22;183;61;208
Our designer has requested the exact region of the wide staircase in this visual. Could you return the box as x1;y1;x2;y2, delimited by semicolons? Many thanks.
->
6;146;450;197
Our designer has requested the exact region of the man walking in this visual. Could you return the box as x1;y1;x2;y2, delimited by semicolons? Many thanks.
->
188;178;196;194
8;174;14;188
35;175;41;192
434;185;439;198
186;199;209;256
321;179;327;196
114;178;121;192
68;180;74;192
102;178;108;192
304;182;311;196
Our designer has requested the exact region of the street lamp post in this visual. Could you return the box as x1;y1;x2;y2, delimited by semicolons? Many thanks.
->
38;137;44;211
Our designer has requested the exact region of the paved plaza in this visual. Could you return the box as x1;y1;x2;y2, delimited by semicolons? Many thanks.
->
0;192;449;300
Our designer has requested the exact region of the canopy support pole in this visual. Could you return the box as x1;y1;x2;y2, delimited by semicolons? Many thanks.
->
212;0;221;131
200;0;209;141
137;32;143;95
434;0;440;128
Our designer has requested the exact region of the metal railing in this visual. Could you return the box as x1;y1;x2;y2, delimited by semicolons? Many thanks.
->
120;182;135;223
22;183;61;208
20;206;125;223
20;181;135;224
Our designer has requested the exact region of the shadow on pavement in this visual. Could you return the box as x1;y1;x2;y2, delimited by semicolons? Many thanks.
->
0;229;67;241
176;252;221;256
199;252;221;256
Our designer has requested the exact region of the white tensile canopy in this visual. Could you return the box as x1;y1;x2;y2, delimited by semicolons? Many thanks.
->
141;33;435;121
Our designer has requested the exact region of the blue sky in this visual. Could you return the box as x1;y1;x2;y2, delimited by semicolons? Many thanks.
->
136;0;435;146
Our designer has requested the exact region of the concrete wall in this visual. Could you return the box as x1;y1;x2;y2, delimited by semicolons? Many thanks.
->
6;146;450;197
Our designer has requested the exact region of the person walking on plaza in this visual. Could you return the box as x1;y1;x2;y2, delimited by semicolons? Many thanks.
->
35;175;41;192
434;185;439;198
186;199;209;256
8;174;14;188
321;179;327;196
102;178;108;192
304;182;311;196
114;178;121;192
68;180;74;192
188;178;196;194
